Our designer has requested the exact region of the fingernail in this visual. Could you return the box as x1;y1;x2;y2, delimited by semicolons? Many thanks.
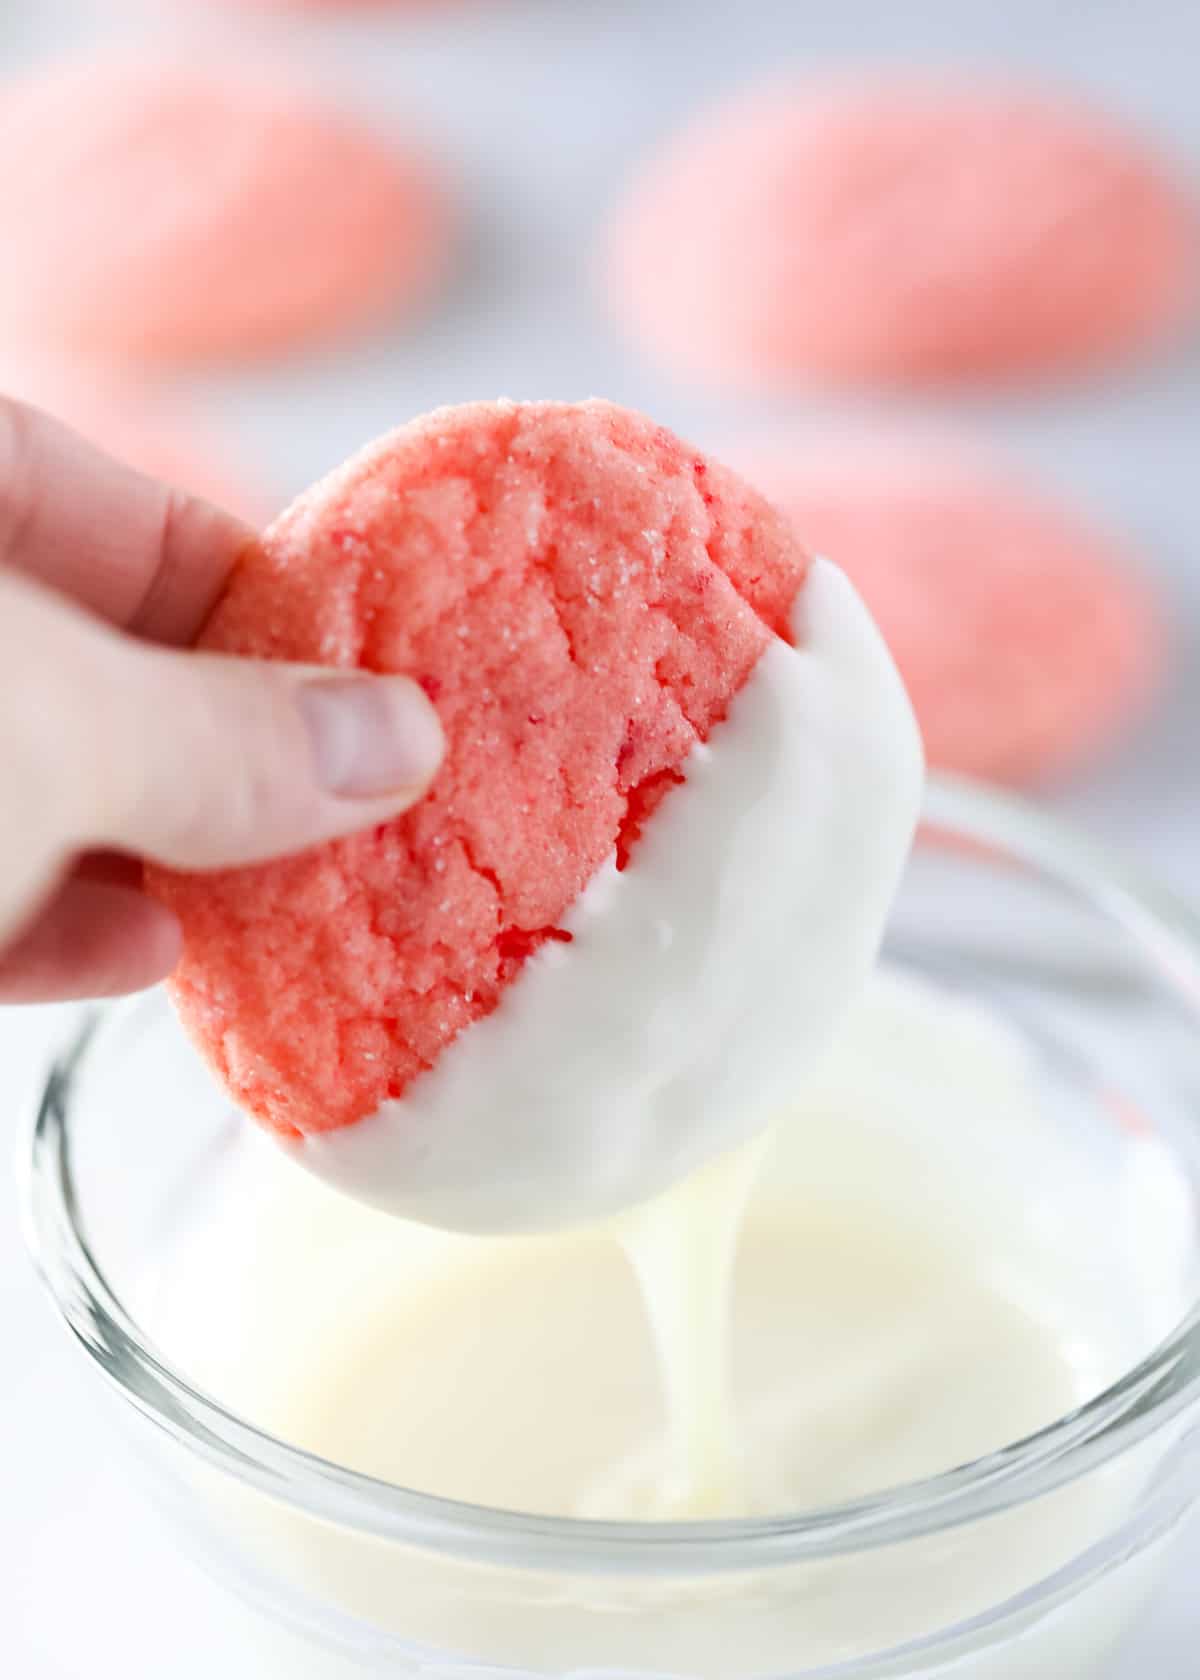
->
300;676;444;799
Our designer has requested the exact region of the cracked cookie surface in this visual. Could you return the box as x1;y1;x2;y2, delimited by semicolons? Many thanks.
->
147;400;811;1138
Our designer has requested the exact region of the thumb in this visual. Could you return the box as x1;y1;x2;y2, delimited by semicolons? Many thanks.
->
1;569;443;891
93;641;445;872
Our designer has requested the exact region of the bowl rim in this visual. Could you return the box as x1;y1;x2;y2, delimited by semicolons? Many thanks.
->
17;773;1200;1583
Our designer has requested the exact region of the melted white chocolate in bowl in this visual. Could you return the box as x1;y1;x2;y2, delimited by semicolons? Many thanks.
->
150;969;1183;1520
135;965;1197;1675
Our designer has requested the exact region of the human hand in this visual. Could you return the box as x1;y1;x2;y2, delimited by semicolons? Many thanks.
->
0;398;444;1003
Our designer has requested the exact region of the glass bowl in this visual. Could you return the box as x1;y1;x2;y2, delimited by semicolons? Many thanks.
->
19;776;1200;1679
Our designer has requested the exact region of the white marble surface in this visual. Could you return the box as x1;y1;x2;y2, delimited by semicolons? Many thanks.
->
1;0;1198;1672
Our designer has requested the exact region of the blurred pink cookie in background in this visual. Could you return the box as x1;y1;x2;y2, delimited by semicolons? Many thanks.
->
0;355;269;522
215;1;446;7
178;0;452;7
608;75;1197;391
733;436;1164;784
0;60;452;365
158;1;442;8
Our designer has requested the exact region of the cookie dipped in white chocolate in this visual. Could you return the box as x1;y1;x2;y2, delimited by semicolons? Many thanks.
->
290;560;922;1232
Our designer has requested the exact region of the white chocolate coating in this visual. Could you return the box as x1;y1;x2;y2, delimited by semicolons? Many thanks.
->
288;560;923;1232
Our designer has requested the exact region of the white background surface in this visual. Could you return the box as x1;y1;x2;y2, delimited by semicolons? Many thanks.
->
1;0;1199;1673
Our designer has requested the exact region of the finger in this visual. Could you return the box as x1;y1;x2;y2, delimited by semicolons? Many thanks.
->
0;879;181;1003
0;574;123;942
0;572;444;877
0;392;251;641
98;649;445;871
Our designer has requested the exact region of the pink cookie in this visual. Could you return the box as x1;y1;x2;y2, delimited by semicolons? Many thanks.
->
201;2;446;7
734;437;1163;784
607;75;1197;390
146;401;813;1142
173;1;447;7
0;61;451;365
149;1;443;8
0;356;266;520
